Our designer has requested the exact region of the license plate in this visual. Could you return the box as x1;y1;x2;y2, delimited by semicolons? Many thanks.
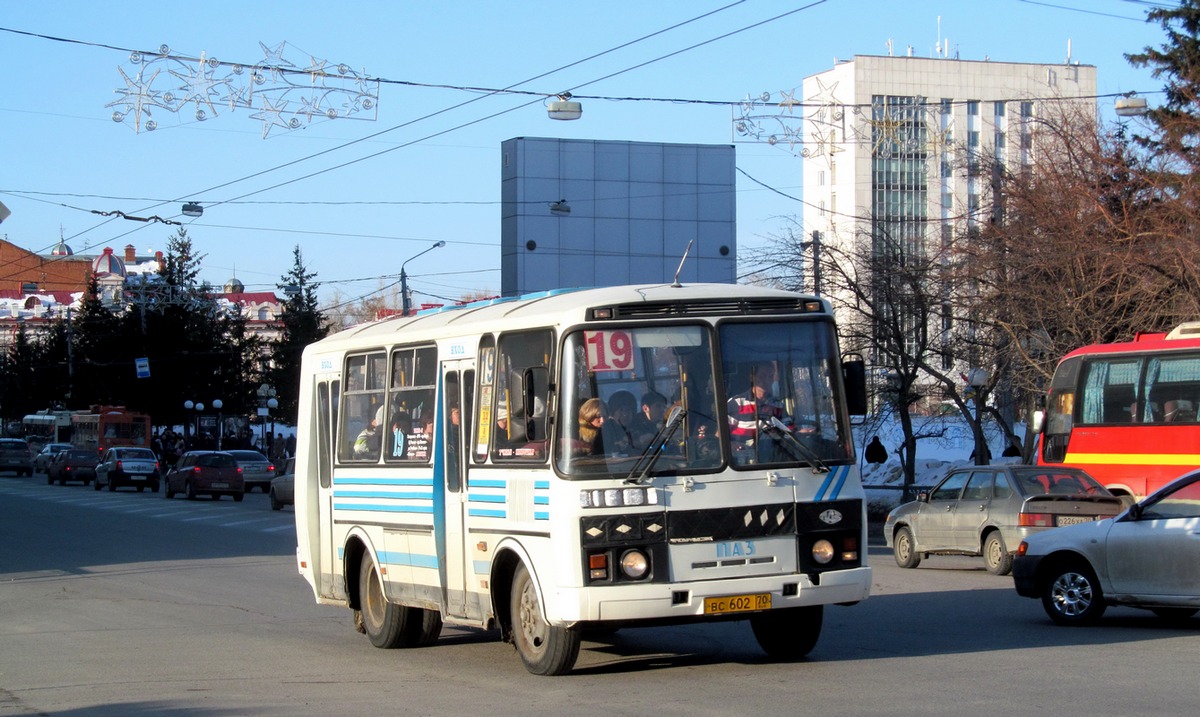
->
211;482;228;489
703;593;771;615
1057;515;1092;526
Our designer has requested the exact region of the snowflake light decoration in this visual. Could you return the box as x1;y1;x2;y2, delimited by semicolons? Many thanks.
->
107;41;380;138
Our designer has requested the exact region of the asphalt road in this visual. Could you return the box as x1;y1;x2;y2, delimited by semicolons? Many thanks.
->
2;471;1198;716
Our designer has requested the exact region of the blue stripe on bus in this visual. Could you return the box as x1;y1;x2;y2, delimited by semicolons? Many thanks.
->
332;490;433;500
534;496;549;505
467;478;506;489
814;469;836;501
469;508;506;518
534;480;550;490
828;466;849;499
333;503;434;514
379;551;439;570
534;511;549;521
467;493;506;504
473;559;490;575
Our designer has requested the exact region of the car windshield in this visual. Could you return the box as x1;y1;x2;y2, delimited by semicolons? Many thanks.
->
1013;469;1109;496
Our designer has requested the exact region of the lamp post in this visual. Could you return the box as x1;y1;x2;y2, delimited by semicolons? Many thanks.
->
257;383;278;450
184;400;204;449
400;240;446;316
212;399;223;450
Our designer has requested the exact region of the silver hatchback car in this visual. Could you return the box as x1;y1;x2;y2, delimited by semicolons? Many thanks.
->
884;465;1124;575
1013;469;1200;624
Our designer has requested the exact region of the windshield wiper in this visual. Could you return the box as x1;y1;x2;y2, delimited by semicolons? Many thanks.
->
625;406;687;484
758;416;830;473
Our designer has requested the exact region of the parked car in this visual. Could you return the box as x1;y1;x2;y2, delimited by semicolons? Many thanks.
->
164;451;244;501
48;448;99;486
884;465;1124;575
1013;469;1200;624
34;442;74;473
269;457;295;511
225;449;275;493
94;447;161;492
0;438;34;477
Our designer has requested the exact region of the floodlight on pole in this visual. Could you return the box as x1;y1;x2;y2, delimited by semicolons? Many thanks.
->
547;92;582;120
400;240;446;316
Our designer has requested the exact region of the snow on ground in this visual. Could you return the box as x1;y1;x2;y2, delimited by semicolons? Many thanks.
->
852;414;1025;520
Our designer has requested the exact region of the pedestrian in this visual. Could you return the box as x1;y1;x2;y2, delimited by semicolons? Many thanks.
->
864;435;888;464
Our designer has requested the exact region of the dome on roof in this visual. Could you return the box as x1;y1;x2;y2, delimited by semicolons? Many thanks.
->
91;247;127;278
224;277;245;294
51;239;74;256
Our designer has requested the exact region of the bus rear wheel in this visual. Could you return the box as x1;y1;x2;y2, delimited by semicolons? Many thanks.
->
510;563;580;675
750;605;823;660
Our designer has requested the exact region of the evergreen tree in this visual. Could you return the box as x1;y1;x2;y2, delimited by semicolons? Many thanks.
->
271;246;329;423
69;275;126;408
1126;0;1200;166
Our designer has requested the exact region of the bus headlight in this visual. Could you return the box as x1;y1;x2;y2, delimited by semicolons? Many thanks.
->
619;549;649;579
811;539;835;565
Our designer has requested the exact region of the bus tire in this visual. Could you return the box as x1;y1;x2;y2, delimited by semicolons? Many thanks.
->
510;563;580;675
750;605;823;660
1042;559;1106;625
408;609;443;647
984;531;1013;576
358;557;406;648
893;526;921;569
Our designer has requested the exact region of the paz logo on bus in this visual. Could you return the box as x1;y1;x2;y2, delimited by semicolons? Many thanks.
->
818;509;843;525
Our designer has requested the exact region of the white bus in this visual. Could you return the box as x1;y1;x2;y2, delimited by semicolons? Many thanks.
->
293;283;871;675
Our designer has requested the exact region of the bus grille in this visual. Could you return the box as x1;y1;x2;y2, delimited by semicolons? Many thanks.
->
610;298;813;319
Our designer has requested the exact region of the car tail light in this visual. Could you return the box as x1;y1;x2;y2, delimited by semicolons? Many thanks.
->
193;466;202;474
237;467;243;474
116;460;123;471
268;464;275;473
1019;512;1053;527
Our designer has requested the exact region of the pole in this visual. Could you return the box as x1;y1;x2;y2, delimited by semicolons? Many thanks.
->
810;230;823;297
400;266;409;316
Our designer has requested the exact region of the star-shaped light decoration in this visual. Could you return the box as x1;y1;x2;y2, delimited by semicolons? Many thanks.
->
250;95;293;139
302;56;329;85
257;41;295;82
777;88;801;114
107;65;167;132
169;51;225;121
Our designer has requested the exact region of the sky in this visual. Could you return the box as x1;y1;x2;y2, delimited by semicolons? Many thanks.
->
0;0;1175;308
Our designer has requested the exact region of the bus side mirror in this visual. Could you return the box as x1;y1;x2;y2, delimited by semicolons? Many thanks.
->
1030;410;1045;434
842;356;867;415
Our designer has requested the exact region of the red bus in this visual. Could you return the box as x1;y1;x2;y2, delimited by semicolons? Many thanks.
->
1036;322;1200;498
71;406;152;454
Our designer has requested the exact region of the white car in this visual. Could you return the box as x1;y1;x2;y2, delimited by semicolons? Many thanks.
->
1012;469;1200;624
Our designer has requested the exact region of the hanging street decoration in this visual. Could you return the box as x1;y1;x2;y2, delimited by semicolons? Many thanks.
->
106;41;380;138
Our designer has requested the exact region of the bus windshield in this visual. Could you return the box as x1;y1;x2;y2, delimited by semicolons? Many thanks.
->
555;319;852;477
556;325;721;477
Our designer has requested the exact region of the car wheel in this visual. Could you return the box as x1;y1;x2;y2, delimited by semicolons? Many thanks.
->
1042;560;1106;625
165;482;175;499
150;481;159;493
93;477;102;491
186;480;197;500
107;478;116;492
893;526;921;569
1151;607;1198;622
750;605;823;660
983;531;1013;576
270;489;283;511
510;562;580;675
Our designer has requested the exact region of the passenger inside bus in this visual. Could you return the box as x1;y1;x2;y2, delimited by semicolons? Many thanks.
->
1164;399;1196;422
631;391;667;449
573;398;606;456
602;390;637;455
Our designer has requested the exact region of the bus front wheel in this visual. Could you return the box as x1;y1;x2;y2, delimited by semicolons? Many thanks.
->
359;558;405;648
510;563;580;675
750;605;823;660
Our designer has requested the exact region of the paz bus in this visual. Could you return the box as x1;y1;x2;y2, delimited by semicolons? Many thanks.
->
292;283;872;675
71;406;152;454
21;409;73;448
1036;321;1200;498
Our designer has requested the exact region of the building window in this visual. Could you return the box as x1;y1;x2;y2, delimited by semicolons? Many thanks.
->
968;130;980;148
994;101;1006;118
819;200;826;217
967;100;980;116
1021;101;1033;118
818;169;826;187
941;98;953;115
942;192;953;210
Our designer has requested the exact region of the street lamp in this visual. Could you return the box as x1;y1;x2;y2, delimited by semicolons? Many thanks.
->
257;383;278;450
212;399;223;450
400;240;446;316
184;400;204;448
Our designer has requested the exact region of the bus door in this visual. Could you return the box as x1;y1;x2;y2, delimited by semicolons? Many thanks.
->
440;360;474;618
